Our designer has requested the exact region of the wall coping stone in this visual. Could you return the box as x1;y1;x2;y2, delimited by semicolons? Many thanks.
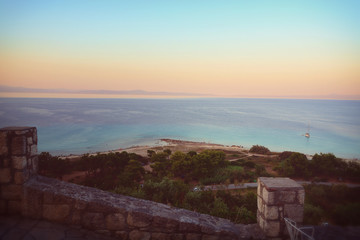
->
0;126;35;131
259;177;303;191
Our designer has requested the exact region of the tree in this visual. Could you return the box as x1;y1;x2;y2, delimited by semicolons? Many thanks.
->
276;152;310;178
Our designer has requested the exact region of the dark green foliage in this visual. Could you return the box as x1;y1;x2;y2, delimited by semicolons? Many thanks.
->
275;152;360;181
38;152;70;179
249;145;270;154
304;184;360;226
304;204;323;225
279;151;295;161
276;152;310;178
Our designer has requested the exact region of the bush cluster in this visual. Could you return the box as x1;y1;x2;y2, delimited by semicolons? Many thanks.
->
249;145;270;154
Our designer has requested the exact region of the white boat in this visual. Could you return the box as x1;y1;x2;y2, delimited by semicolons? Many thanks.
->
305;132;310;138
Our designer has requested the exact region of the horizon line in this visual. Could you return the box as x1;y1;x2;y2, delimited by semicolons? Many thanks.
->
0;85;359;101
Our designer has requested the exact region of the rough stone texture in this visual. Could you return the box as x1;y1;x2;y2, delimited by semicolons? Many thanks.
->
0;168;11;183
12;156;27;169
105;213;126;230
43;204;70;222
11;135;27;155
257;177;304;239
129;230;151;240
1;184;23;200
0;131;8;155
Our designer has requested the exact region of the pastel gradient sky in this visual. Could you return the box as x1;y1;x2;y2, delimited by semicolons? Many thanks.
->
1;0;359;99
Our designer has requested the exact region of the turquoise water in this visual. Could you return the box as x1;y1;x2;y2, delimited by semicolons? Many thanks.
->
0;98;359;159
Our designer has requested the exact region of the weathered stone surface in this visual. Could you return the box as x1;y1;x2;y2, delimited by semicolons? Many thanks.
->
23;187;43;218
263;220;280;237
279;191;296;203
115;231;128;240
1;184;22;200
0;168;11;183
8;200;22;214
202;235;219;240
82;212;105;230
11;136;26;155
172;233;185;240
0;131;8;155
151;232;172;240
262;187;275;205
129;230;151;240
43;204;70;222
12;156;27;170
259;177;303;191
105;213;126;230
179;216;201;232
264;205;278;220
0;199;6;214
27;137;33;145
186;233;201;240
152;216;179;232
14;171;25;184
284;204;304;222
30;144;37;156
127;211;152;228
297;189;305;204
3;157;10;167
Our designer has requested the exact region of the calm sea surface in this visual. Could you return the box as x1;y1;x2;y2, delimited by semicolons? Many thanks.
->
0;98;359;159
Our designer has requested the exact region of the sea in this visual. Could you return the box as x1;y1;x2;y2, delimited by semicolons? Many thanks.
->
0;98;359;159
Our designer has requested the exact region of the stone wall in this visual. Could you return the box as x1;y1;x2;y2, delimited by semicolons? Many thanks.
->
23;175;241;240
0;127;38;215
0;127;245;239
257;177;304;239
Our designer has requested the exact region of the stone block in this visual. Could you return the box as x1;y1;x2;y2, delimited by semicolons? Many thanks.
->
279;191;296;203
14;171;25;184
151;232;172;240
115;231;128;240
31;156;38;173
263;220;280;237
23;187;43;218
11;136;26;155
27;137;33;145
0;132;8;155
71;210;82;225
257;196;263;213
284;204;304;222
43;204;70;222
30;144;37;156
82;212;105;230
3;158;10;167
12;156;27;170
202;235;219;240
262;187;275;205
297;189;305;204
172;234;185;240
0;168;11;183
186;233;201;240
105;213;126;230
8;200;22;214
0;199;6;214
129;230;151;240
1;184;22;200
152;216;179;232
127;211;152;228
264;205;279;220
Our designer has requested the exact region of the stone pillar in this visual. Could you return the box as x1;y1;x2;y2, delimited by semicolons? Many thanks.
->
257;177;304;239
0;127;38;215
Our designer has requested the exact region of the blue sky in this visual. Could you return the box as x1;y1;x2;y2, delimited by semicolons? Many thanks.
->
1;0;359;98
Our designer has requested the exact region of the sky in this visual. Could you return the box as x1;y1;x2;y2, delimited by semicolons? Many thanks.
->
0;0;359;99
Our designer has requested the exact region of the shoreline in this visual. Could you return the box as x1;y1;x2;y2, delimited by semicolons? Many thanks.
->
58;138;358;162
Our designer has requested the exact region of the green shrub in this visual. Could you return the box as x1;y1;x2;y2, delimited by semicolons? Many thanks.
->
249;145;270;154
304;204;323;225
